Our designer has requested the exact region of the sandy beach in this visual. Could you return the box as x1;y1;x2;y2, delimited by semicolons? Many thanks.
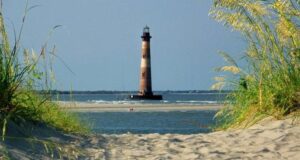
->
1;103;299;160
58;101;224;112
2;100;299;160
91;117;300;160
2;116;299;159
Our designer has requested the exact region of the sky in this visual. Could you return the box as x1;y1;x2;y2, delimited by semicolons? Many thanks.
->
4;0;246;91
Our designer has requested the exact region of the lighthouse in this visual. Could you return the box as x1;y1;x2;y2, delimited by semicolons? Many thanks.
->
130;26;162;100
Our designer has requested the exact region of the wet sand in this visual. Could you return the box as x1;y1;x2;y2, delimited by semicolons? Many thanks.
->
58;101;224;112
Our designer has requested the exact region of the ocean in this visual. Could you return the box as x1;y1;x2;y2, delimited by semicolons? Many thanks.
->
58;91;227;134
77;111;217;134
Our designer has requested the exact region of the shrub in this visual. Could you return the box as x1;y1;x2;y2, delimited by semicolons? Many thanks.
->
210;0;300;129
0;2;87;138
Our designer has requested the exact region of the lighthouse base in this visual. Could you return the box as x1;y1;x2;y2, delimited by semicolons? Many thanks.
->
129;94;163;100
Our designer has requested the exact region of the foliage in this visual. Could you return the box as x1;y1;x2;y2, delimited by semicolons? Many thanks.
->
0;1;87;136
210;0;300;129
0;2;88;158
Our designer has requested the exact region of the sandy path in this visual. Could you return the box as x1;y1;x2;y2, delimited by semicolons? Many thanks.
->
81;117;300;160
1;117;299;159
2;109;299;159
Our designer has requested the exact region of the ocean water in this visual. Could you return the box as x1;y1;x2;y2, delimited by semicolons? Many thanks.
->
77;110;217;134
57;91;227;105
59;91;227;134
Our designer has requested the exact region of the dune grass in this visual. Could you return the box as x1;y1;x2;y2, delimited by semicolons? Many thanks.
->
0;0;87;142
0;2;89;158
210;0;300;129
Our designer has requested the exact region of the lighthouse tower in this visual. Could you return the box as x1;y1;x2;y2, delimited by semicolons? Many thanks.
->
130;26;162;100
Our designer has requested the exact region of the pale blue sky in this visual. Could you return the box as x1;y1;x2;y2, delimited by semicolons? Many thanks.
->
5;0;245;91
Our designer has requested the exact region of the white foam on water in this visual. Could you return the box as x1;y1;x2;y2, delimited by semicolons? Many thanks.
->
89;100;106;103
87;99;219;105
89;100;146;105
175;100;218;104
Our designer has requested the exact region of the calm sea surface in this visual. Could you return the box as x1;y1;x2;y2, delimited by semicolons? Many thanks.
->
59;91;227;134
77;111;217;134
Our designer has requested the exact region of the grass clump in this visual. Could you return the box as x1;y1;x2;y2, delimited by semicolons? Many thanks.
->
0;2;87;138
210;0;300;129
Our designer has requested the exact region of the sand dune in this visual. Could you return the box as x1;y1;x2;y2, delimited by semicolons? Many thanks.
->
2;117;299;159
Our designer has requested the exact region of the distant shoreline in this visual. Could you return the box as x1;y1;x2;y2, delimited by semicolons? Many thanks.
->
58;101;224;112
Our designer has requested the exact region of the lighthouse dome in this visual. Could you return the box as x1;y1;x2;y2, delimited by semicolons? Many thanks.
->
143;26;150;33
